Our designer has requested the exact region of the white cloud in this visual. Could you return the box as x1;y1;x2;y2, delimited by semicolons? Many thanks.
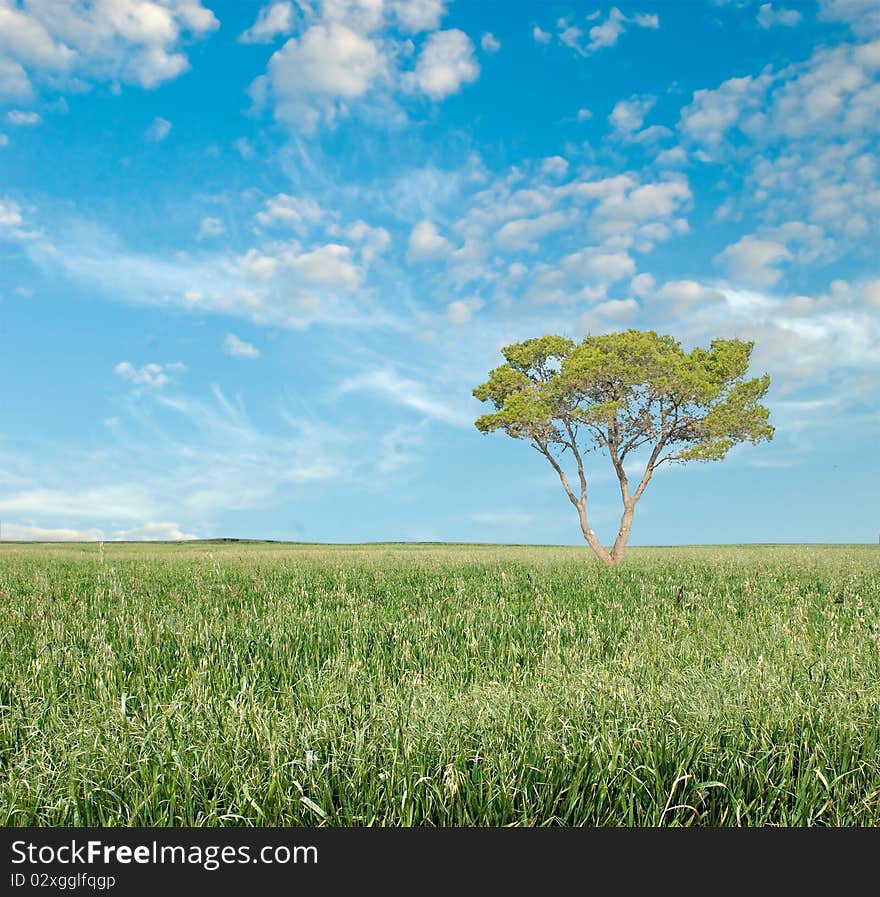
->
715;236;793;287
630;272;656;297
115;361;186;389
113;521;199;541
234;137;255;158
0;522;104;542
495;210;574;251
593;297;638;319
481;32;501;53
860;279;880;308
223;333;260;359
260;23;387;132
533;26;551;44
541;155;569;177
407;219;453;262
255;193;326;230
197;216;225;240
756;4;803;28
679;72;772;148
289;243;362;289
0;0;218;97
0;485;157;522
655;278;726;313
0;197;24;229
549;7;660;56
655;146;687;167
338;369;469;425
0;58;33;100
680;41;880;150
446;297;483;323
406;29;480;100
7;109;41;126
819;0;880;36
714;221;835;289
571;174;692;248
376;422;424;474
344;219;391;261
389;0;448;33
577;107;593;121
239;2;295;44
609;94;656;136
0;134;8;147
146;116;171;141
239;248;280;282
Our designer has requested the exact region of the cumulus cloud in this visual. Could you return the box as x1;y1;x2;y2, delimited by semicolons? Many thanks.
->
234;136;255;158
112;521;199;541
197;216;225;240
446;297;483;323
547;7;660;56
0;58;33;100
678;39;880;261
406;29;480;100
0;197;24;229
0;0;218;99
249;3;479;131
541;155;569;177
495;210;574;251
407;219;453;261
239;1;296;44
146;116;171;141
715;236;793;287
388;0;448;33
239;248;280;282
255;193;326;230
819;0;880;36
0;522;104;542
114;361;186;389
533;26;551;44
7;109;40;126
680;41;880;149
343;219;391;261
290;243;362;289
257;23;387;132
756;4;803;28
481;32;501;53
223;333;260;358
609;94;657;136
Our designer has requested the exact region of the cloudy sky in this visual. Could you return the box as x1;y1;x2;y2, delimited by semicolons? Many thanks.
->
0;0;878;545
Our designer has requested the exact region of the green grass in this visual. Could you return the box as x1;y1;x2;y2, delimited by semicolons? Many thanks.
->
1;541;879;826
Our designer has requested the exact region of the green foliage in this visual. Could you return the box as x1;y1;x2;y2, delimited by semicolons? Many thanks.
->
473;329;774;466
2;541;879;826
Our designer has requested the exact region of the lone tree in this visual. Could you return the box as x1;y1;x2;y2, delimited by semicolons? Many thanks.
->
473;330;773;565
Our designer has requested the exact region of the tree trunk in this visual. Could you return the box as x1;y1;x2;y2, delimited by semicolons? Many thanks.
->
609;503;635;564
576;503;614;565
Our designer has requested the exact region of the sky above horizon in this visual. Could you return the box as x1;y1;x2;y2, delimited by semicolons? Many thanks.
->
0;0;878;546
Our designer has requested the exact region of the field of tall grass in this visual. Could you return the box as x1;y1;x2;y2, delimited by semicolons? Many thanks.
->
1;541;878;826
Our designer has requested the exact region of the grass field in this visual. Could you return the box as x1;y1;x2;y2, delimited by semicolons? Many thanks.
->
1;541;878;826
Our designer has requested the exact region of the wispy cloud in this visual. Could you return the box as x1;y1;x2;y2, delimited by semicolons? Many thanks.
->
338;369;471;426
223;334;261;359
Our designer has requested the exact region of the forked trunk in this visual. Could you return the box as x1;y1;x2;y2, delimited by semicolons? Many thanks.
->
575;504;614;565
610;503;635;564
578;502;634;566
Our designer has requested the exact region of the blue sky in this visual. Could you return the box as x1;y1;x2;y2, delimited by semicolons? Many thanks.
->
0;0;878;545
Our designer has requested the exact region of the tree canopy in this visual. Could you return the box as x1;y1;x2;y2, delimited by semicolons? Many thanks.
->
473;330;773;564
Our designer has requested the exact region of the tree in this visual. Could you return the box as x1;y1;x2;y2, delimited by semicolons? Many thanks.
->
473;330;774;565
